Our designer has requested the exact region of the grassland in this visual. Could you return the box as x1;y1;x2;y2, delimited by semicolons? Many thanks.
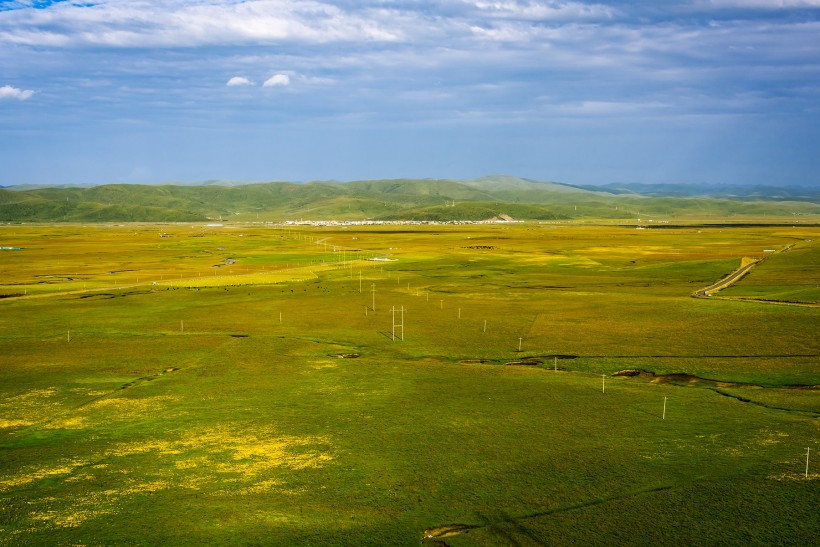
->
0;222;817;545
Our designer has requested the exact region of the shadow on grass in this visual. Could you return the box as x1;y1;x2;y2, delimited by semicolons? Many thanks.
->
421;484;677;544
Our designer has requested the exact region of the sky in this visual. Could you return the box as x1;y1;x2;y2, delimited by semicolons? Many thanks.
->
1;0;819;187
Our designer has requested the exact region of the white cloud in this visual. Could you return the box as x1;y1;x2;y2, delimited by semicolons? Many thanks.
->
0;1;405;48
263;73;291;87
297;74;335;85
0;85;34;100
471;1;616;20
226;76;253;86
705;0;820;7
552;100;670;116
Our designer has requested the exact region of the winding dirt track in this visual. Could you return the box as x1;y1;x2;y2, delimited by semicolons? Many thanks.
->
692;244;817;307
693;259;760;298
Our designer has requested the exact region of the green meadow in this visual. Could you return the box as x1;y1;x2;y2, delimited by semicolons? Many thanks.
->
0;222;817;545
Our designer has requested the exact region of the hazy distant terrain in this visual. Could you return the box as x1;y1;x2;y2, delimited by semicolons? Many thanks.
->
1;176;817;222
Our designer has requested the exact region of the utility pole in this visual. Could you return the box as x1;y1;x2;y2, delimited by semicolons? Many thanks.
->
391;306;405;341
371;283;376;311
663;396;668;420
806;447;811;478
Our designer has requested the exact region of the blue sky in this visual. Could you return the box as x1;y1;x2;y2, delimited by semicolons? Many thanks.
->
1;0;819;186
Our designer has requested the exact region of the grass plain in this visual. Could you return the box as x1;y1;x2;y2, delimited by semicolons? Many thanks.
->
0;221;818;545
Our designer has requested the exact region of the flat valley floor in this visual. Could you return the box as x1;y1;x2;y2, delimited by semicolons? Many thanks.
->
0;222;817;545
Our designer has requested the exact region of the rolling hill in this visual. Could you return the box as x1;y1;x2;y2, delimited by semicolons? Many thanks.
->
0;177;817;222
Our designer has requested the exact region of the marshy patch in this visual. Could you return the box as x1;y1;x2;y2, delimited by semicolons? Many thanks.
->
509;285;575;290
612;369;819;392
459;356;575;368
612;369;736;386
78;290;151;300
35;275;78;281
612;369;642;377
335;353;360;359
654;373;713;385
505;360;541;366
421;356;451;364
229;334;249;338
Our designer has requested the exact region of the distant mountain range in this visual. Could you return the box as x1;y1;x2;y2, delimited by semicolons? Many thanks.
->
576;181;820;202
0;176;817;222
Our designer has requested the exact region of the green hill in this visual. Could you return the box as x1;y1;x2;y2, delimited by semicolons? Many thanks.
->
461;175;602;194
0;178;817;222
376;201;568;222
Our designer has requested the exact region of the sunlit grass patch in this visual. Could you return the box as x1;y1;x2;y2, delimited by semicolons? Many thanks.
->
2;424;334;534
0;388;63;428
85;395;178;419
42;417;88;430
175;426;333;474
0;459;89;492
157;269;319;288
105;438;185;457
101;425;334;483
28;478;176;529
0;419;35;429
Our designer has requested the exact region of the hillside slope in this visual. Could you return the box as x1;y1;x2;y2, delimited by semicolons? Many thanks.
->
0;178;817;222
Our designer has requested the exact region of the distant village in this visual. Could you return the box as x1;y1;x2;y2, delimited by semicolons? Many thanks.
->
249;214;522;228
